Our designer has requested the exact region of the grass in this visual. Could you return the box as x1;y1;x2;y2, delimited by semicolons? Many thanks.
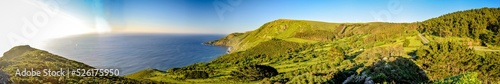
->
424;35;500;52
126;17;499;83
4;8;500;83
125;68;165;79
282;38;319;43
271;57;327;73
403;35;425;53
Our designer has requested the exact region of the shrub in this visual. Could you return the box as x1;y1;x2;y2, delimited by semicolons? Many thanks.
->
230;65;278;81
403;39;410;47
184;71;209;79
416;41;500;83
433;72;482;84
166;68;180;73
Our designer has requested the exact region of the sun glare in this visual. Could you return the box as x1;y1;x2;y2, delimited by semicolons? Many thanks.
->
38;13;96;39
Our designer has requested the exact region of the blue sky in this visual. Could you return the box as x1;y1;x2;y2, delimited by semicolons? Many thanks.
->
51;0;500;34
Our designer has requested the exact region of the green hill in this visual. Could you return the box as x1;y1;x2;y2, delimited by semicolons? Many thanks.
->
128;8;500;84
418;7;500;47
0;7;491;83
0;45;166;83
128;19;425;83
207;19;416;53
125;68;165;79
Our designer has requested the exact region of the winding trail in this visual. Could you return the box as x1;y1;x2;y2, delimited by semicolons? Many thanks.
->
473;46;500;52
418;33;429;44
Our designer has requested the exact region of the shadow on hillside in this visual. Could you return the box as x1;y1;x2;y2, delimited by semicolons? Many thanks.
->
325;64;363;84
325;57;429;84
407;50;418;60
345;50;364;60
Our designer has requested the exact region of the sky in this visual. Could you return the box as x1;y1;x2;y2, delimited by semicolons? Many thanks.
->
0;0;499;53
25;0;499;34
110;0;500;34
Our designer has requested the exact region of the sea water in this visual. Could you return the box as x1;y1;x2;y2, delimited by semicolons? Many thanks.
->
39;33;227;75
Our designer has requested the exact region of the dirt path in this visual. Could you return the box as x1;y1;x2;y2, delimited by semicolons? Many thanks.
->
473;46;500;52
418;33;429;44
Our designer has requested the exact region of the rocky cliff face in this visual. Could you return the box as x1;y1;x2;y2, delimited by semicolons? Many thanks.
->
0;70;9;84
205;32;245;52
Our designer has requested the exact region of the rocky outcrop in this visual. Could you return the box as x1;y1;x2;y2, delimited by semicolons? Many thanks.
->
0;70;10;84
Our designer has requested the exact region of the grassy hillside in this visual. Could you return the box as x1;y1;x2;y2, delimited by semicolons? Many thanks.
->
207;19;416;53
127;8;500;84
0;45;166;84
418;7;500;47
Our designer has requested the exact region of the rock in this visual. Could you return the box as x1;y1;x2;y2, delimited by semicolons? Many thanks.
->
365;77;374;84
0;70;10;84
342;75;355;84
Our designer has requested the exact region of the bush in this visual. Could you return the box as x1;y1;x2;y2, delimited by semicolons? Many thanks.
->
288;73;328;84
230;65;278;81
166;68;180;73
403;39;410;47
416;41;500;83
184;71;209;79
417;8;500;46
433;72;482;84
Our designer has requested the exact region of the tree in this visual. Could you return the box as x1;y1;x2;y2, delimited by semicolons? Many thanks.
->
417;8;500;46
230;65;278;81
184;71;209;79
416;41;500;83
403;39;410;47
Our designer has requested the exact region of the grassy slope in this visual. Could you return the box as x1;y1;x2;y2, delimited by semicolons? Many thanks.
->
0;45;164;83
128;8;500;83
127;19;426;83
209;19;414;52
207;19;338;52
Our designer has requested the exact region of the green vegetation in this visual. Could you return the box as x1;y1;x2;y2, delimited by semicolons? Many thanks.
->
125;68;165;80
212;39;303;65
2;7;498;84
127;8;500;84
342;57;428;83
207;19;414;53
184;71;209;79
403;39;410;47
0;45;167;84
230;65;278;81
416;41;500;83
433;72;482;84
418;8;500;47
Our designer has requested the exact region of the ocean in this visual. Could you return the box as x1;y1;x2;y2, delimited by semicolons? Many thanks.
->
39;33;227;75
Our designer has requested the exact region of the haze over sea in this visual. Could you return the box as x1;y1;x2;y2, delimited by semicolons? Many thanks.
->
39;33;227;75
